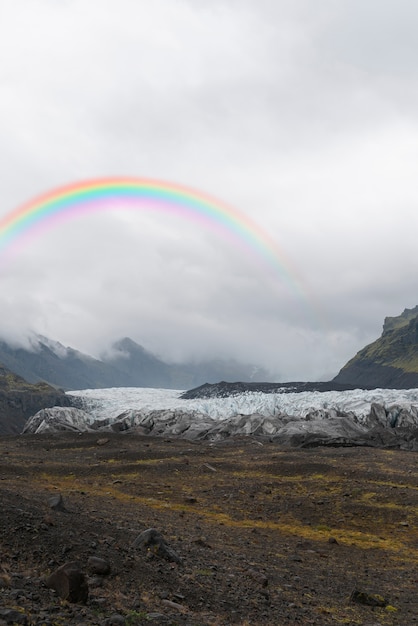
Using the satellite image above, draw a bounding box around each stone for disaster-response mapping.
[48,494,67,512]
[46,562,88,603]
[132,528,182,564]
[103,614,125,625]
[87,557,111,575]
[247,568,268,587]
[350,589,387,607]
[161,599,188,613]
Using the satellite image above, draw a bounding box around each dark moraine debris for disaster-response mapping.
[180,380,370,399]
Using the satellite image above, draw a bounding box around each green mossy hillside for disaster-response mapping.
[0,365,53,392]
[333,306,418,388]
[0,364,70,434]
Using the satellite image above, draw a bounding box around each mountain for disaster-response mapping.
[0,364,70,434]
[101,338,171,388]
[333,306,418,388]
[0,335,271,391]
[100,337,272,389]
[0,336,128,390]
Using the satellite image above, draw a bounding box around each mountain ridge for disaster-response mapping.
[0,334,271,391]
[333,306,418,388]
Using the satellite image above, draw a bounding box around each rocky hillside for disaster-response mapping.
[0,365,71,434]
[333,306,418,388]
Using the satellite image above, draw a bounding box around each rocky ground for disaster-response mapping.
[0,432,417,625]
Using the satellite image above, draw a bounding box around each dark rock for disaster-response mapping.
[87,557,111,576]
[247,568,269,587]
[103,614,126,625]
[46,562,88,603]
[161,599,187,613]
[350,589,387,607]
[87,576,104,588]
[132,528,182,564]
[0,609,28,625]
[48,494,67,512]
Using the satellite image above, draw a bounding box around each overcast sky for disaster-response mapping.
[1,0,418,381]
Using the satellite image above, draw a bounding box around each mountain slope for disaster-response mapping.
[0,335,271,391]
[101,338,171,388]
[333,306,418,388]
[102,337,271,389]
[0,337,129,390]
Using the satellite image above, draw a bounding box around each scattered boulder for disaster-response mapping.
[48,494,67,512]
[46,562,88,603]
[350,588,387,607]
[132,528,182,564]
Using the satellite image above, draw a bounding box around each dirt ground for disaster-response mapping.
[0,432,417,625]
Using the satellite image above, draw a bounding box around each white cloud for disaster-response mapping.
[1,0,418,380]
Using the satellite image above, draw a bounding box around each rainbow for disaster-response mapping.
[0,177,311,306]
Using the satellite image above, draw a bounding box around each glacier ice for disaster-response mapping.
[66,386,418,423]
[22,386,418,448]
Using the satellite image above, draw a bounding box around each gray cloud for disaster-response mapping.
[1,0,417,381]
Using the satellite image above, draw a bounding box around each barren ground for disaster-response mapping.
[0,433,417,625]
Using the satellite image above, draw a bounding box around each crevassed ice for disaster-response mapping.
[66,387,418,423]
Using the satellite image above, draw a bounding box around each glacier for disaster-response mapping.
[63,385,418,422]
[21,386,418,449]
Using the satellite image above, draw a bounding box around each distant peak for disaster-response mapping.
[113,337,144,350]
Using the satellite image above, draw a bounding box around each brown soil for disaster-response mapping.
[0,433,417,625]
